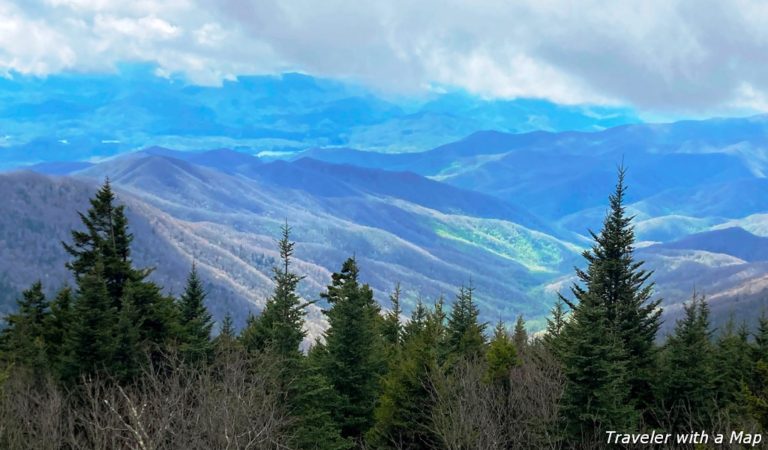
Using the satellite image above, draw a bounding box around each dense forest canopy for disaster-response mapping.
[1,169,766,449]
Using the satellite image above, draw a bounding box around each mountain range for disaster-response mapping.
[4,70,768,333]
[0,64,639,170]
[1,151,585,333]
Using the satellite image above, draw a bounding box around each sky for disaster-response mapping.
[3,0,768,117]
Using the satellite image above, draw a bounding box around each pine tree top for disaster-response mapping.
[178,263,213,340]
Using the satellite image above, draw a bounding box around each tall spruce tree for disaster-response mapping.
[44,286,73,373]
[560,291,635,442]
[213,313,239,355]
[382,283,403,349]
[177,264,213,364]
[317,257,386,441]
[60,263,117,383]
[241,223,307,358]
[543,297,568,358]
[241,224,347,449]
[1,281,49,370]
[445,283,486,360]
[112,295,142,382]
[485,320,519,387]
[290,360,351,450]
[119,279,178,358]
[60,181,178,380]
[402,298,428,342]
[655,293,716,431]
[714,319,752,411]
[512,314,528,353]
[63,179,141,304]
[561,166,661,415]
[369,298,446,449]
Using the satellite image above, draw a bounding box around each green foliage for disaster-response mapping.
[560,291,636,442]
[655,293,716,431]
[244,224,347,449]
[213,313,239,354]
[62,179,142,304]
[60,263,117,383]
[714,319,752,412]
[445,283,486,361]
[318,257,386,440]
[561,166,661,422]
[241,223,307,359]
[291,360,351,450]
[8,168,768,448]
[381,283,403,349]
[369,299,445,449]
[43,287,73,372]
[56,179,180,381]
[1,282,49,371]
[747,360,768,430]
[485,320,519,386]
[112,295,142,382]
[512,314,528,352]
[402,298,428,342]
[543,297,568,359]
[178,264,213,364]
[122,279,178,353]
[755,312,768,363]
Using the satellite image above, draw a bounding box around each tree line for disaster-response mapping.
[2,170,768,449]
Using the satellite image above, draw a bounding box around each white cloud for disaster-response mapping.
[3,0,768,113]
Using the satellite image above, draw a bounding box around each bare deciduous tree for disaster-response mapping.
[0,349,293,450]
[429,343,565,450]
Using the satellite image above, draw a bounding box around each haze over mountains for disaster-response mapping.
[0,64,639,169]
[3,68,768,332]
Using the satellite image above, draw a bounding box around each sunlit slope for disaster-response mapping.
[73,152,581,320]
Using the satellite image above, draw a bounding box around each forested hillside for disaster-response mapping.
[1,152,583,333]
[2,170,766,449]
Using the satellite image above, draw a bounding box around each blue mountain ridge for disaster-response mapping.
[0,64,639,168]
[650,227,768,263]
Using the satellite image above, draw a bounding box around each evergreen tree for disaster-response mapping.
[655,293,716,431]
[382,283,403,348]
[755,312,768,363]
[62,180,179,375]
[63,179,141,304]
[748,312,768,429]
[561,166,661,414]
[560,292,635,442]
[431,295,449,364]
[177,264,213,364]
[290,359,351,450]
[543,297,568,358]
[402,298,428,342]
[369,299,445,449]
[512,314,528,353]
[445,283,486,360]
[747,360,768,430]
[241,223,307,358]
[244,224,346,449]
[60,264,117,383]
[714,318,752,410]
[213,313,239,355]
[120,279,178,358]
[44,286,74,372]
[1,281,49,369]
[239,313,259,351]
[485,320,519,387]
[318,257,386,441]
[112,296,142,382]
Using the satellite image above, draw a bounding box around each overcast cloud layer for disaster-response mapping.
[3,0,768,114]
